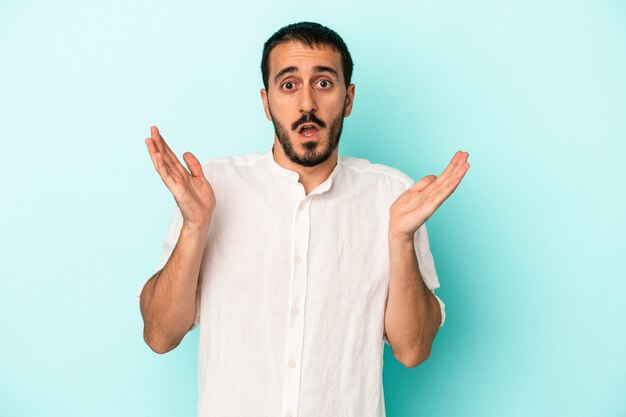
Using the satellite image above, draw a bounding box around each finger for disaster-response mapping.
[154,152,177,189]
[145,138,159,170]
[150,126,187,175]
[146,136,182,188]
[410,174,437,192]
[447,154,469,183]
[441,161,470,196]
[418,157,469,210]
[145,137,167,170]
[438,154,469,189]
[448,152,469,179]
[149,127,175,167]
[146,137,179,177]
[151,126,182,167]
[436,151,465,183]
[150,126,165,154]
[183,152,206,179]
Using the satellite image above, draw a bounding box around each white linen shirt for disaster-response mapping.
[137,148,445,417]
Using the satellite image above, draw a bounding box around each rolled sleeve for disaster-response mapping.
[414,223,445,327]
[432,291,446,327]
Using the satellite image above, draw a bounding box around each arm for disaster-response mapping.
[140,125,216,354]
[140,223,208,354]
[384,232,442,367]
[385,150,470,367]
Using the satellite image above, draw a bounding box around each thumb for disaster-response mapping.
[410,175,437,192]
[182,152,205,178]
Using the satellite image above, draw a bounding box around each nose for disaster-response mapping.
[299,85,317,114]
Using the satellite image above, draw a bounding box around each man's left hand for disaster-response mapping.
[389,151,470,241]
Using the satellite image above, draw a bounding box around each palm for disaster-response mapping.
[145,126,216,229]
[389,151,470,239]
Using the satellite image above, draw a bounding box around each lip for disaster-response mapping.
[297,123,320,132]
[297,123,321,139]
[297,129,321,140]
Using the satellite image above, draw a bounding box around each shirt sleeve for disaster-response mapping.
[136,205,201,330]
[413,222,446,328]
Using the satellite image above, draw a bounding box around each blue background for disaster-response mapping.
[1,1,624,416]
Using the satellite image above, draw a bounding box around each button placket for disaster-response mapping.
[280,194,311,417]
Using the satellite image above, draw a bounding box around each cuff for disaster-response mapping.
[432,291,446,327]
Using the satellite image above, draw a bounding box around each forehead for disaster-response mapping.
[269,41,342,79]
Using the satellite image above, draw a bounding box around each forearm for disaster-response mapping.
[384,233,441,367]
[140,223,208,353]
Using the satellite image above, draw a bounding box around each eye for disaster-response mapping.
[282,81,296,91]
[317,79,332,89]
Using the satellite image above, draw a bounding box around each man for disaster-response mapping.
[138,21,469,417]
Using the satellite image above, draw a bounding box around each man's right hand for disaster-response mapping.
[145,125,216,231]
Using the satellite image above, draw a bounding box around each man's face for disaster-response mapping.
[261,41,355,167]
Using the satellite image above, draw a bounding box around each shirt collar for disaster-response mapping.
[265,146,343,194]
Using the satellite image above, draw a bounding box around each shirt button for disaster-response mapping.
[292,307,300,315]
[288,359,296,368]
[298,202,305,210]
[294,255,302,264]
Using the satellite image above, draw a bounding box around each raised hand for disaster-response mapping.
[145,126,216,231]
[389,151,470,241]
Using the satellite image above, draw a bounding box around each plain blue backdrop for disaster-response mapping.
[1,1,624,416]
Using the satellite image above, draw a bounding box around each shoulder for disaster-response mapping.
[199,151,267,178]
[201,152,266,170]
[340,155,415,190]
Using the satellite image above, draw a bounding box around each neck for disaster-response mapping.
[272,138,338,195]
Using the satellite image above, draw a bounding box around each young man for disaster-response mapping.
[138,21,469,417]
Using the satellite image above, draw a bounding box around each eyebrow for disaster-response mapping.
[273,65,340,84]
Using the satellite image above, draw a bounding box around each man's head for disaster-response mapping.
[261,22,354,91]
[260,22,355,168]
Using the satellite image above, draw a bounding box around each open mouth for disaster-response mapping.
[297,123,321,138]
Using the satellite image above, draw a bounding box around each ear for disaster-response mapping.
[260,88,273,121]
[343,84,356,117]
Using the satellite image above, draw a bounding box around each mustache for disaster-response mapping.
[291,113,326,131]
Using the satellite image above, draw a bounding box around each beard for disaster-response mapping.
[269,103,345,168]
